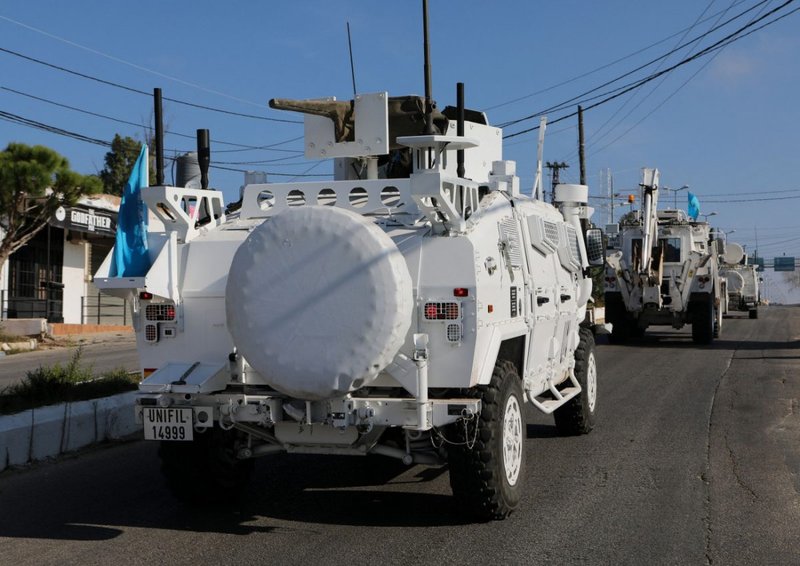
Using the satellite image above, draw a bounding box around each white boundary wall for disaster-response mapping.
[0,392,140,472]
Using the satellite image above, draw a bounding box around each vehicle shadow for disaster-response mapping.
[0,446,476,541]
[599,332,798,351]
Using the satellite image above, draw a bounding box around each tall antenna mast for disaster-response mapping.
[347,22,357,98]
[422,0,435,135]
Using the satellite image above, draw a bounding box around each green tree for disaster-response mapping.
[0,143,102,268]
[100,134,156,196]
[99,134,150,195]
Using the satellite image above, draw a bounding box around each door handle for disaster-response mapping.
[537,296,550,305]
[560,294,571,302]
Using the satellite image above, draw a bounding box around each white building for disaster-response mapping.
[1,194,127,326]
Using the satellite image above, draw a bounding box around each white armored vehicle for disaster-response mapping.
[719,242,760,319]
[96,84,603,519]
[604,168,723,344]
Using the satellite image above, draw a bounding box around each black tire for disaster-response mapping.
[691,298,714,345]
[554,328,597,436]
[749,308,758,319]
[447,360,525,521]
[159,428,254,504]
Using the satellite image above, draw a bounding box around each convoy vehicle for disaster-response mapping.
[719,242,760,319]
[604,169,723,344]
[95,13,604,519]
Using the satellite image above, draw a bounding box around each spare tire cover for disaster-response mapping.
[226,206,413,400]
[725,270,744,293]
[722,242,745,265]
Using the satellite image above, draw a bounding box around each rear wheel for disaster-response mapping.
[691,298,715,345]
[159,428,254,504]
[555,328,597,435]
[749,308,758,319]
[448,360,525,520]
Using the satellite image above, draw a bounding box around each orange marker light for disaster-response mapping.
[488,304,494,313]
[628,194,635,204]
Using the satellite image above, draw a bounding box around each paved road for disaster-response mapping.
[0,306,798,565]
[0,333,139,389]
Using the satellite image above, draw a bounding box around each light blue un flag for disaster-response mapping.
[687,191,700,221]
[112,144,151,277]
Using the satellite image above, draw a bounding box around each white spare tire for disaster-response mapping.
[725,271,744,293]
[226,206,413,400]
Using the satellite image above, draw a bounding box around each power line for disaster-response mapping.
[566,0,736,162]
[0,85,303,153]
[702,188,800,197]
[482,0,749,112]
[0,15,272,110]
[1,109,330,177]
[702,194,800,203]
[502,1,799,140]
[0,46,301,124]
[0,109,111,147]
[499,0,771,129]
[209,163,330,177]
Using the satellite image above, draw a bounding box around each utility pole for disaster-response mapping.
[610,174,617,224]
[578,106,586,185]
[545,161,569,203]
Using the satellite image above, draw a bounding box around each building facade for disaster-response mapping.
[1,194,127,326]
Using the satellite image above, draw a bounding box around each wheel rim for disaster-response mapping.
[502,393,523,486]
[586,352,597,412]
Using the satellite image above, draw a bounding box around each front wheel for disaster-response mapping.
[555,327,597,435]
[447,360,526,520]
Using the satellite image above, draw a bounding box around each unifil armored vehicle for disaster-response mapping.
[719,242,760,319]
[95,48,603,520]
[604,168,723,344]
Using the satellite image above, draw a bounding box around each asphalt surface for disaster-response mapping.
[0,306,798,565]
[0,332,139,389]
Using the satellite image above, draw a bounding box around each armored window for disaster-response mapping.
[659,238,681,263]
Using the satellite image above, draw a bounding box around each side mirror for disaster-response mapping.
[585,228,605,267]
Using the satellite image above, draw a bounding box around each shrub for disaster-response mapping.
[0,347,138,415]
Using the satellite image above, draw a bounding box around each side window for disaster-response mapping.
[660,238,681,262]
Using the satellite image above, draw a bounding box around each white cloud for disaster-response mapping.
[709,51,757,82]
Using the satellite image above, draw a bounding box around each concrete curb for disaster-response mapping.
[0,391,140,472]
[1,339,38,353]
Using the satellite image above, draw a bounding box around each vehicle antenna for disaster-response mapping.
[346,22,357,98]
[422,0,435,135]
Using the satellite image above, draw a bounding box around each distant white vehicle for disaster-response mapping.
[604,169,724,344]
[719,242,760,319]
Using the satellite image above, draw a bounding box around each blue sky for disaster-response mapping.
[1,0,798,265]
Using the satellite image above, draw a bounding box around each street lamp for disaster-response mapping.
[711,228,735,243]
[663,184,689,209]
[699,211,717,223]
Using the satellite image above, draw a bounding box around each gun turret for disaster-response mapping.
[270,95,450,152]
[270,98,355,143]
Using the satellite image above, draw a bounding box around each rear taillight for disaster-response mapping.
[424,302,459,320]
[145,303,176,321]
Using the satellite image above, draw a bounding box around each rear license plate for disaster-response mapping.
[143,407,194,441]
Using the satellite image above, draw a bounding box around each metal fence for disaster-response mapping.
[0,290,63,322]
[81,294,129,325]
